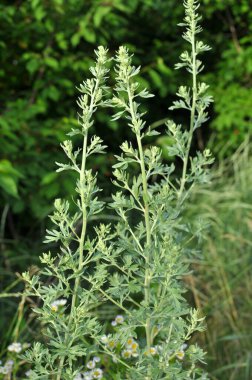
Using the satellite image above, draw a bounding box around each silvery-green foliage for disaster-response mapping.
[105,1,212,379]
[22,47,112,380]
[169,0,214,201]
[20,1,212,379]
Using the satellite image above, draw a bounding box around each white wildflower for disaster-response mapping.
[107,339,116,350]
[83,371,92,380]
[176,350,185,360]
[176,343,187,360]
[87,360,96,369]
[0,367,8,375]
[111,314,124,326]
[92,368,103,379]
[74,373,83,380]
[8,342,22,353]
[150,346,158,355]
[100,335,108,344]
[112,355,118,363]
[144,346,158,356]
[126,337,134,346]
[51,298,67,312]
[5,360,14,367]
[0,360,14,375]
[122,349,132,359]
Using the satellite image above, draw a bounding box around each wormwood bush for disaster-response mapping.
[14,1,213,379]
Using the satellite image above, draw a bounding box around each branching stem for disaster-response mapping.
[56,78,100,380]
[127,84,152,379]
[178,15,197,200]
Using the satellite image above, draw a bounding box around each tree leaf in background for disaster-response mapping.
[0,174,18,198]
[0,160,23,198]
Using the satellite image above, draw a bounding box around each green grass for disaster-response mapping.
[187,139,252,380]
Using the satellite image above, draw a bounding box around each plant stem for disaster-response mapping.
[56,79,99,380]
[127,85,152,379]
[56,134,88,380]
[178,16,197,200]
[12,292,26,342]
[70,133,88,311]
[136,133,152,354]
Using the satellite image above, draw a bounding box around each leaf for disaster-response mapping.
[111,110,125,121]
[148,69,163,89]
[0,174,18,197]
[41,172,58,185]
[44,57,59,70]
[71,33,81,47]
[156,136,175,160]
[144,127,160,137]
[138,88,154,98]
[0,160,23,178]
[93,6,111,27]
[79,21,96,43]
[26,58,40,74]
[55,161,77,173]
[34,6,46,21]
[157,57,172,76]
[170,100,190,110]
[43,85,60,101]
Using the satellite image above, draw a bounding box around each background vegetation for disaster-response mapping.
[187,140,252,379]
[0,0,251,379]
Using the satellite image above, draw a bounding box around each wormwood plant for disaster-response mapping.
[17,1,214,379]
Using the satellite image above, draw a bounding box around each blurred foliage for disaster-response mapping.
[0,0,251,337]
[204,0,252,157]
[186,140,252,380]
